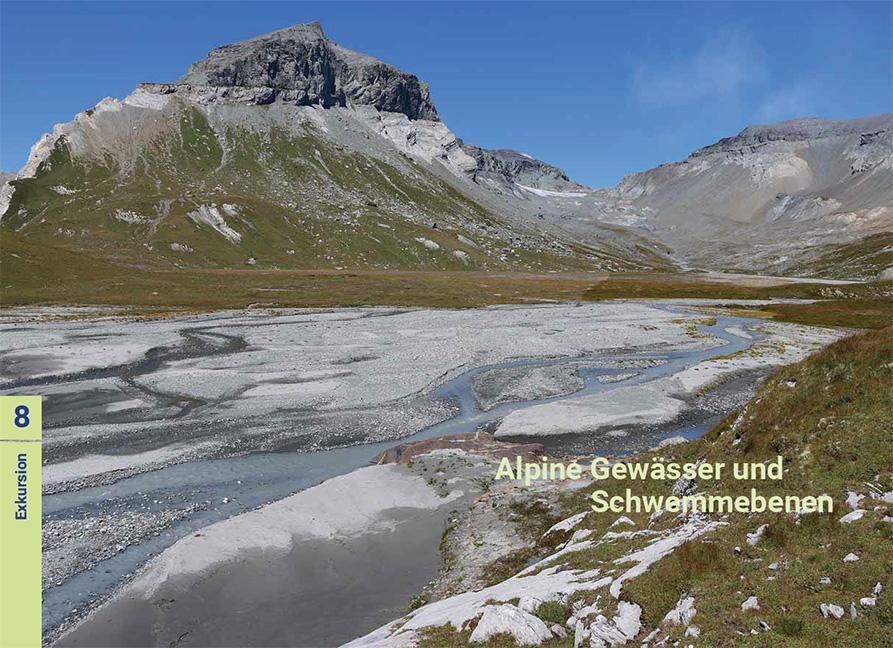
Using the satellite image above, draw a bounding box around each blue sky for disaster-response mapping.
[1,1,890,187]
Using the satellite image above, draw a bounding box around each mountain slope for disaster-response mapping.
[1,22,889,284]
[588,116,893,277]
[0,23,669,276]
[349,325,893,648]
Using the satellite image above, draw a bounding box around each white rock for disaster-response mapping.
[845,492,865,510]
[588,602,641,647]
[741,596,760,612]
[469,604,552,645]
[609,517,726,598]
[609,516,635,529]
[187,205,242,243]
[850,602,857,620]
[860,597,876,607]
[672,475,698,497]
[414,237,440,251]
[518,596,543,614]
[655,435,687,449]
[113,209,147,224]
[874,582,883,596]
[612,602,642,641]
[550,623,567,639]
[662,596,696,627]
[819,577,832,585]
[571,603,600,625]
[768,562,780,571]
[838,509,865,524]
[685,625,701,637]
[820,603,844,619]
[746,524,768,546]
[843,553,860,562]
[544,512,588,536]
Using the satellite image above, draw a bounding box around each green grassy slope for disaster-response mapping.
[780,232,893,281]
[1,98,668,280]
[416,327,892,647]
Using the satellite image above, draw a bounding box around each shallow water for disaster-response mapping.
[42,309,760,634]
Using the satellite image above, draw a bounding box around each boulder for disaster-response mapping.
[741,596,760,612]
[469,604,552,645]
[820,603,844,619]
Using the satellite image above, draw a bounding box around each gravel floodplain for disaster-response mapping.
[3,302,714,474]
[0,301,844,645]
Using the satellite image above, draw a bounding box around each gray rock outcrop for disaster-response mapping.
[693,115,892,156]
[176,22,438,120]
[460,144,587,192]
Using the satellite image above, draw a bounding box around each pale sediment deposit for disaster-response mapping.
[0,301,844,645]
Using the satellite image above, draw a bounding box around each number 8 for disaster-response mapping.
[14,405,30,428]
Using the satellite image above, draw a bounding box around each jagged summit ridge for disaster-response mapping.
[693,114,892,157]
[174,21,439,120]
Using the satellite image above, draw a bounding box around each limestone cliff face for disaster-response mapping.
[177,22,439,121]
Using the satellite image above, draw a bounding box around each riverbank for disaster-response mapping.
[9,299,850,645]
[349,327,892,647]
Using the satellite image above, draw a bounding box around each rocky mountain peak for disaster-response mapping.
[692,114,892,157]
[176,21,439,121]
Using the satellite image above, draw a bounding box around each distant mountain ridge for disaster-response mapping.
[1,22,890,280]
[596,113,892,276]
[694,115,892,155]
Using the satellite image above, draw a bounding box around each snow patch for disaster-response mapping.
[516,183,588,198]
